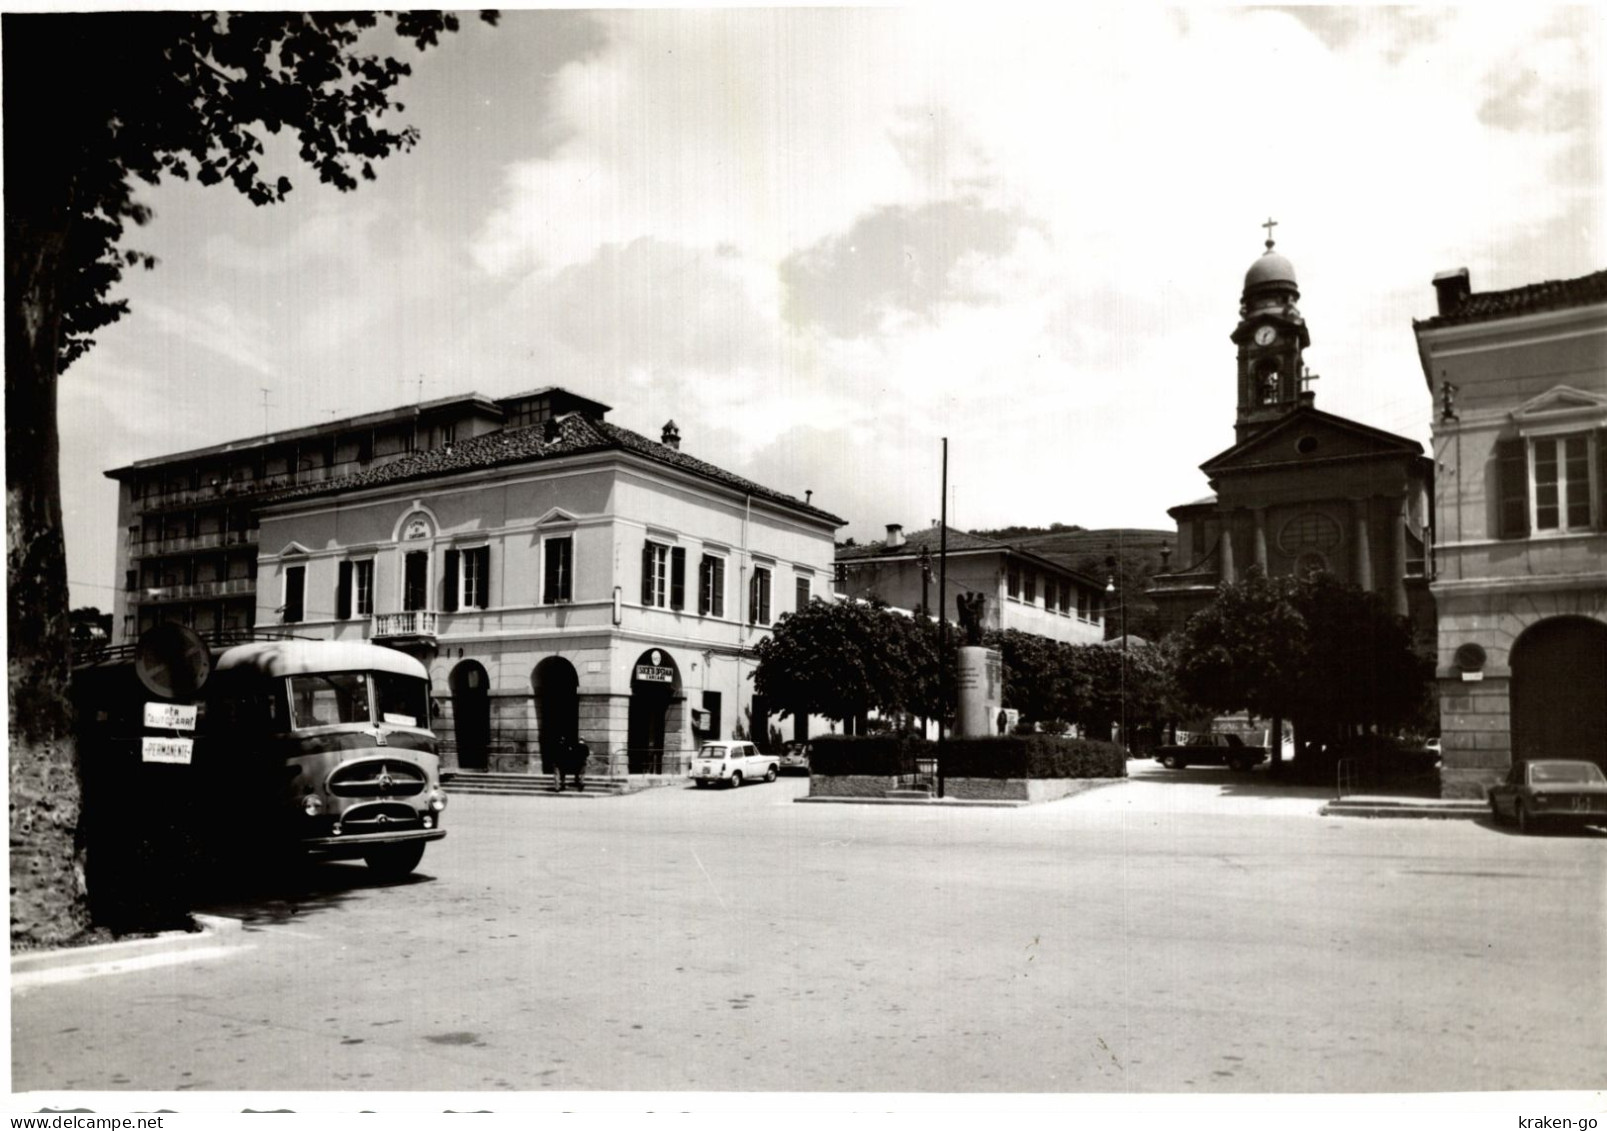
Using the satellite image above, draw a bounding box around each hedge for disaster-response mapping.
[809,733,921,776]
[809,733,1125,779]
[938,735,1126,779]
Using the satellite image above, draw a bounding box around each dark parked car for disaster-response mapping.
[778,741,811,774]
[1154,733,1267,772]
[1488,760,1607,834]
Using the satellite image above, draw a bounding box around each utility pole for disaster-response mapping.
[937,438,948,799]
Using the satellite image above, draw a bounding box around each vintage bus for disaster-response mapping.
[202,639,448,877]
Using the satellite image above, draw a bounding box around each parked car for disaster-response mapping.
[778,741,811,775]
[1154,733,1267,772]
[689,741,779,789]
[1488,759,1607,834]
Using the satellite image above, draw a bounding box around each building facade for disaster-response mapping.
[1149,236,1435,642]
[1413,267,1607,797]
[836,524,1108,645]
[111,388,841,778]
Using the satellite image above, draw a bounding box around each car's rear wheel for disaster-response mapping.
[1490,797,1503,825]
[363,841,426,879]
[728,772,743,789]
[1162,755,1185,770]
[764,765,778,783]
[1516,801,1532,835]
[1228,758,1248,772]
[694,779,708,788]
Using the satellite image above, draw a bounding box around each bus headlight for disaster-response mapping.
[427,787,448,812]
[302,794,324,817]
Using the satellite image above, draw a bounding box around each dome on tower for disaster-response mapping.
[1244,247,1297,291]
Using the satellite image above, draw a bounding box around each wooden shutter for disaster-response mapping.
[748,570,759,624]
[641,543,655,605]
[1495,437,1530,539]
[697,558,710,615]
[443,549,460,612]
[336,560,353,620]
[670,547,686,610]
[472,546,490,609]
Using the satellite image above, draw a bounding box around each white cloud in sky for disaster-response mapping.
[59,6,1604,607]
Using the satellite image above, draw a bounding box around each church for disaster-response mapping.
[1147,228,1436,643]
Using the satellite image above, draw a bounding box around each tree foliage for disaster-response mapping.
[752,599,942,731]
[1175,567,1431,740]
[5,10,492,947]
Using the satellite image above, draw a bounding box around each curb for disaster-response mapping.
[1321,800,1488,820]
[12,913,244,978]
[794,796,1028,808]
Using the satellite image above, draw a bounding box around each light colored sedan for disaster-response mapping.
[688,741,780,789]
[1489,759,1607,834]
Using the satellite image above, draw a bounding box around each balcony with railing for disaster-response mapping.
[137,577,257,604]
[132,529,259,557]
[372,610,439,640]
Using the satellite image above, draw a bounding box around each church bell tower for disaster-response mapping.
[1232,219,1314,443]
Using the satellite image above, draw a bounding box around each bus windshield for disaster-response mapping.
[288,672,371,729]
[374,671,431,729]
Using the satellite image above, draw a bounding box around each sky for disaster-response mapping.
[53,5,1606,611]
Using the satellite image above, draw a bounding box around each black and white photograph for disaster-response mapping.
[6,3,1605,1122]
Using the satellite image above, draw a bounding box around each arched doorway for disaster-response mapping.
[533,657,580,775]
[449,660,491,771]
[1511,617,1607,770]
[627,647,680,773]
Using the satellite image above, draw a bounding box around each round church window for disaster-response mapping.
[1278,512,1342,556]
[1295,434,1319,455]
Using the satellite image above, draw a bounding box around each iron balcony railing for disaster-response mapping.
[137,578,257,603]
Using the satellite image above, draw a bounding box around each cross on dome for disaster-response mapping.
[1262,216,1278,250]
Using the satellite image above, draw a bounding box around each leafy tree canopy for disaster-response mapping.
[5,9,498,370]
[1175,567,1430,739]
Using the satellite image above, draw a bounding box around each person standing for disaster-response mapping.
[557,734,589,793]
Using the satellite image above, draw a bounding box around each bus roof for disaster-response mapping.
[213,639,429,680]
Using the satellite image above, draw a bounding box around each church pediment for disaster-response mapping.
[1201,407,1422,475]
[1510,384,1607,429]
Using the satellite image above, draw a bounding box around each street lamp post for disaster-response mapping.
[1106,555,1128,753]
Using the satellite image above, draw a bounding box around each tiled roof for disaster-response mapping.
[837,525,1103,588]
[265,413,843,524]
[836,525,1006,560]
[1415,268,1607,329]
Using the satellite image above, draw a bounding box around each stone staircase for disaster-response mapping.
[441,771,633,797]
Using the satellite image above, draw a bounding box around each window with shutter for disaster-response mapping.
[1496,437,1530,539]
[670,546,686,610]
[543,536,572,603]
[699,555,725,617]
[795,575,810,611]
[353,559,374,616]
[460,545,490,609]
[283,565,305,623]
[749,567,772,625]
[642,542,669,607]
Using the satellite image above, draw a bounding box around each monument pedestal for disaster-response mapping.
[955,646,1003,738]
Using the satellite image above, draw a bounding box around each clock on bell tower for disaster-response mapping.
[1232,219,1313,443]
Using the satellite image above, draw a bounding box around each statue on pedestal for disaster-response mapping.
[955,592,987,646]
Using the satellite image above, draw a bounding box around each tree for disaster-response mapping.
[752,599,937,733]
[1175,567,1432,762]
[6,11,495,947]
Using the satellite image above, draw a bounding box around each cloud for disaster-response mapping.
[780,199,1036,337]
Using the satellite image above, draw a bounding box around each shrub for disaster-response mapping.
[809,733,924,775]
[936,734,1126,779]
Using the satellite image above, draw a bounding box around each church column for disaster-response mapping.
[1218,513,1236,583]
[1252,508,1268,570]
[1390,496,1409,616]
[1351,498,1373,592]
